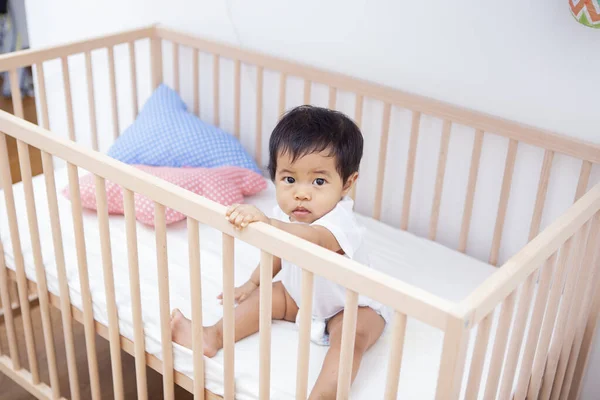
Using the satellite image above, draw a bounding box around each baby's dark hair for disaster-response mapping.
[268,105,364,183]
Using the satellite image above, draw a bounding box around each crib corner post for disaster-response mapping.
[435,310,472,400]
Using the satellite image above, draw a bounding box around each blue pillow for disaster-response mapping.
[107,84,260,173]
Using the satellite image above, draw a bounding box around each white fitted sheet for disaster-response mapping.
[0,168,498,399]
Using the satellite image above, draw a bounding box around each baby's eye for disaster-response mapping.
[313,178,326,186]
[284,177,295,184]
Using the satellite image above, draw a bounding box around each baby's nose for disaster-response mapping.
[294,190,311,200]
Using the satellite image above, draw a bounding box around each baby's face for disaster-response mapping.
[274,150,356,223]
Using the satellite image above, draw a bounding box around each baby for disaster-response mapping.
[171,105,389,399]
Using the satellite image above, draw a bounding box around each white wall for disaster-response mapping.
[24,0,600,398]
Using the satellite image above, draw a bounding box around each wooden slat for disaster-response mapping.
[128,41,139,118]
[84,51,99,151]
[42,151,80,400]
[336,290,359,400]
[458,129,484,252]
[400,111,421,230]
[34,62,50,130]
[544,216,600,400]
[574,161,592,201]
[172,42,180,92]
[8,281,18,311]
[8,69,23,118]
[350,94,364,201]
[193,48,200,116]
[188,218,205,400]
[482,290,516,399]
[383,312,407,399]
[213,54,220,126]
[222,233,235,399]
[529,150,555,241]
[255,66,264,165]
[0,111,458,330]
[107,46,120,140]
[233,59,241,137]
[66,163,101,400]
[295,270,314,400]
[373,103,391,221]
[94,175,124,400]
[435,316,470,400]
[158,26,600,164]
[489,139,519,266]
[155,203,175,400]
[464,313,493,400]
[513,252,558,400]
[0,133,39,383]
[328,87,337,109]
[192,49,200,116]
[124,189,148,400]
[354,95,364,129]
[559,240,600,400]
[259,251,273,400]
[303,79,311,105]
[429,120,452,240]
[16,140,60,398]
[0,240,20,369]
[497,270,538,400]
[528,227,587,400]
[151,37,163,89]
[278,73,287,117]
[60,57,76,141]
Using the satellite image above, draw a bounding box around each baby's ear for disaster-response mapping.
[342,172,358,194]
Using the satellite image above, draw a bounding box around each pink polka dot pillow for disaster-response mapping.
[64,166,267,226]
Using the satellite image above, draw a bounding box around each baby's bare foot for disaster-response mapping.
[171,309,193,349]
[170,309,222,357]
[201,325,223,358]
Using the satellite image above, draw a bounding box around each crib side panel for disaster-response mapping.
[155,26,600,268]
[0,103,457,398]
[457,189,600,400]
[0,26,155,400]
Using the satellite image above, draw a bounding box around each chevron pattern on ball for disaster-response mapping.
[570,0,600,28]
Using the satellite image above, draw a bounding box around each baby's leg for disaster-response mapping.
[309,307,385,400]
[171,281,298,357]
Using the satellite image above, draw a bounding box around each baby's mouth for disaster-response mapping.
[292,206,311,216]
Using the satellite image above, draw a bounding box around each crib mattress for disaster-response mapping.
[0,168,498,399]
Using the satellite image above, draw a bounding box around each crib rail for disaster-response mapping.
[0,26,154,74]
[458,183,600,400]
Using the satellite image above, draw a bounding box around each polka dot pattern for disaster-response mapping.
[63,165,267,226]
[107,84,261,173]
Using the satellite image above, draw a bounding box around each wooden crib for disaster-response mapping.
[0,25,599,400]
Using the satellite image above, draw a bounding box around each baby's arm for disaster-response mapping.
[217,257,281,304]
[225,204,341,253]
[269,220,341,253]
